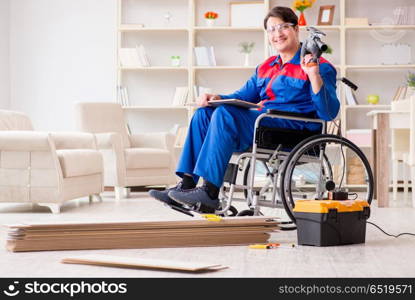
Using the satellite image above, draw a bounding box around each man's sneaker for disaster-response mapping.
[148,182,184,205]
[168,186,219,213]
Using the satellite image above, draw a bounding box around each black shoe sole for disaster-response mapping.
[166,202,195,217]
[172,199,217,214]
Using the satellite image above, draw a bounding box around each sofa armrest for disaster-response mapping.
[49,132,97,150]
[0,131,53,151]
[94,132,126,187]
[129,132,175,152]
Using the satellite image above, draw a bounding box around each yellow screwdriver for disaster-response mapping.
[249,243,296,249]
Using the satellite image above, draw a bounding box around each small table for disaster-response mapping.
[367,110,410,207]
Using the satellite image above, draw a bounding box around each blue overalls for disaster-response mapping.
[176,47,340,188]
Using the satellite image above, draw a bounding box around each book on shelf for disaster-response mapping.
[117,86,130,107]
[174,126,188,147]
[194,46,216,66]
[393,86,404,101]
[344,86,358,105]
[172,87,189,106]
[393,85,414,101]
[393,6,415,25]
[119,48,141,67]
[119,45,150,67]
[136,44,150,67]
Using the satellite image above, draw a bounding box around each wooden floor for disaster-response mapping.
[1,192,415,278]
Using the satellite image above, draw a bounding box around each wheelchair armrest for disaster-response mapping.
[265,109,325,126]
[266,109,318,119]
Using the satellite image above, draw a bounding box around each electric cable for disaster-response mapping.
[367,221,415,238]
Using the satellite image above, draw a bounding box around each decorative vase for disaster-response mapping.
[244,53,250,66]
[298,11,307,26]
[205,18,215,27]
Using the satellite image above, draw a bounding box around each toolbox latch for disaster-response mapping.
[327,208,338,222]
[360,206,371,220]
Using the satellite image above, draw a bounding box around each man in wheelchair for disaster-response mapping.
[149,6,340,213]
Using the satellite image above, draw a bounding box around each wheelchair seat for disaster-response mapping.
[255,126,321,150]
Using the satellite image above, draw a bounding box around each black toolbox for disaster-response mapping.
[293,200,371,246]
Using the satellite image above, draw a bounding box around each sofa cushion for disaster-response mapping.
[57,149,103,178]
[124,148,171,169]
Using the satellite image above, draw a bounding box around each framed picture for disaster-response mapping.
[230,1,265,27]
[317,5,335,25]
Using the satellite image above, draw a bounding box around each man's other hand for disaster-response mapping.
[197,93,221,107]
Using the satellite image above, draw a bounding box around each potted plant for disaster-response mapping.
[239,42,255,66]
[171,55,181,67]
[204,11,218,27]
[292,0,316,26]
[322,45,333,60]
[323,45,333,55]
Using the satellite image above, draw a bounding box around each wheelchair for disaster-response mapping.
[213,108,374,224]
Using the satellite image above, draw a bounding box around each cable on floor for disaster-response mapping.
[367,221,415,238]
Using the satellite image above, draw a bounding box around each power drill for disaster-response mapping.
[301,26,328,67]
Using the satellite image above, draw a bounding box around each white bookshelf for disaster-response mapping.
[117,0,415,151]
[117,0,272,135]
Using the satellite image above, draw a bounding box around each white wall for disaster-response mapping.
[0,0,10,109]
[9,0,117,131]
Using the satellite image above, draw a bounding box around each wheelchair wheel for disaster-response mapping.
[280,134,374,223]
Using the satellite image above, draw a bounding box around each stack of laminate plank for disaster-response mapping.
[5,217,279,252]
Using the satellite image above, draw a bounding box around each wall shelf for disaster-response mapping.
[119,25,189,32]
[346,64,415,70]
[345,105,391,109]
[194,26,263,31]
[118,0,415,177]
[345,25,415,30]
[119,66,188,71]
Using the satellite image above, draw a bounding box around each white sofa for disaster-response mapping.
[0,110,104,213]
[75,102,176,200]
